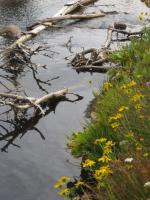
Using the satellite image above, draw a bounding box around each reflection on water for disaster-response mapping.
[0,100,60,152]
[0,91,82,152]
[0,0,149,199]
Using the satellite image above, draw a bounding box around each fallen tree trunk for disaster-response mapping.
[0,88,83,114]
[9,0,98,49]
[71,27,113,72]
[0,89,68,114]
[28,11,106,30]
[1,0,106,70]
[71,24,144,72]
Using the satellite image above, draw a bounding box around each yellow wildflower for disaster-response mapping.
[58,188,70,196]
[54,176,71,189]
[127,80,137,87]
[135,104,143,110]
[130,93,144,103]
[111,122,120,129]
[120,84,127,90]
[58,176,71,183]
[103,147,112,155]
[108,113,123,122]
[103,141,114,155]
[148,116,150,121]
[118,106,129,112]
[136,143,142,151]
[126,164,133,170]
[94,137,107,145]
[139,115,144,119]
[103,81,113,90]
[126,131,134,139]
[94,165,112,180]
[75,181,84,188]
[120,84,132,94]
[98,155,112,163]
[143,152,149,157]
[105,141,115,148]
[82,159,95,168]
[54,182,64,189]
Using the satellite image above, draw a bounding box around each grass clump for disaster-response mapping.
[54,30,150,199]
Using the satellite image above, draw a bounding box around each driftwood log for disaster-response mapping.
[28,11,106,30]
[71,25,144,72]
[0,88,83,114]
[0,0,119,67]
[0,89,68,114]
[71,27,113,72]
[9,0,99,49]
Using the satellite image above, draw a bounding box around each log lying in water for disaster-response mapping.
[2,0,109,69]
[71,27,113,72]
[9,0,99,49]
[0,89,68,114]
[0,88,83,114]
[28,11,106,30]
[0,0,119,69]
[71,25,144,73]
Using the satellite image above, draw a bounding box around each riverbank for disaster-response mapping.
[55,29,150,199]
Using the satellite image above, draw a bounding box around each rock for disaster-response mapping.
[0,24,21,39]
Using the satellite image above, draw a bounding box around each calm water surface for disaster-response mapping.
[0,0,149,199]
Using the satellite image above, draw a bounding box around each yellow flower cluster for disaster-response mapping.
[125,131,134,139]
[108,112,125,130]
[58,188,70,197]
[108,113,123,122]
[104,140,115,155]
[75,181,84,188]
[118,106,129,112]
[103,81,113,90]
[139,115,144,119]
[94,137,107,145]
[135,104,143,110]
[82,159,95,168]
[127,80,137,87]
[94,165,112,180]
[111,122,120,130]
[120,80,137,94]
[54,176,71,189]
[143,152,149,157]
[97,139,114,163]
[130,93,144,103]
[98,155,111,163]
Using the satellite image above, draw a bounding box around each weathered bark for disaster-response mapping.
[0,89,68,114]
[9,0,98,49]
[28,11,106,30]
[71,27,113,72]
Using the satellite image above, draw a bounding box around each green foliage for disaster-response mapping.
[56,29,150,200]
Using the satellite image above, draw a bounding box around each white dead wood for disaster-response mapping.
[9,0,99,49]
[0,89,68,114]
[71,27,113,72]
[29,11,106,29]
[71,23,144,72]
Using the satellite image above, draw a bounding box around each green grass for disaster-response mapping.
[69,30,150,160]
[55,29,150,200]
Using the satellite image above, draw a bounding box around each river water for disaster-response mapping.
[0,0,149,199]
